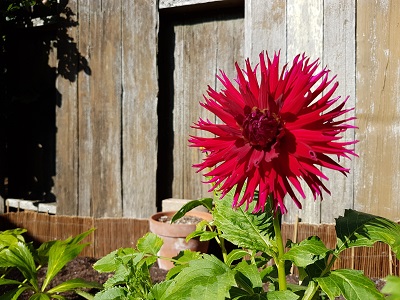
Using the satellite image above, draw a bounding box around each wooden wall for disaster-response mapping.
[5,0,400,223]
[166,0,400,224]
[54,0,159,218]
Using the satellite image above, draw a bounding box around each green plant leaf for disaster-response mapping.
[47,278,103,294]
[149,280,176,300]
[0,278,23,286]
[212,193,275,255]
[226,249,249,267]
[381,275,400,300]
[92,250,119,273]
[186,230,217,242]
[0,228,26,251]
[42,230,93,292]
[335,209,400,258]
[161,254,236,300]
[282,236,330,267]
[2,242,38,290]
[0,286,31,300]
[75,289,95,300]
[315,269,384,300]
[137,232,163,256]
[166,250,202,279]
[93,286,127,300]
[266,290,300,300]
[171,198,213,223]
[234,261,263,293]
[29,293,51,300]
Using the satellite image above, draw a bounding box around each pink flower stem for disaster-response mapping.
[273,213,287,291]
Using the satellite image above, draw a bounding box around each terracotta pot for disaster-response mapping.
[149,210,213,270]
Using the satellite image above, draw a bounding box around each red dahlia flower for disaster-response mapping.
[189,51,357,214]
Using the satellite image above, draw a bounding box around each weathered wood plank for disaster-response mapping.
[173,18,218,200]
[284,0,324,224]
[55,0,79,215]
[244,0,286,62]
[85,0,122,217]
[172,13,244,201]
[320,0,356,223]
[76,0,92,216]
[121,0,158,218]
[355,0,400,220]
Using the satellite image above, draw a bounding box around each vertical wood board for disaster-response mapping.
[54,0,79,215]
[355,0,400,220]
[320,0,356,223]
[77,0,93,216]
[284,0,324,224]
[121,0,158,218]
[172,14,244,201]
[84,0,123,217]
[244,0,287,62]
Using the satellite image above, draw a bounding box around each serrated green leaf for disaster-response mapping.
[226,249,249,267]
[234,261,263,293]
[335,209,400,258]
[186,230,217,242]
[382,275,400,300]
[171,198,213,223]
[161,254,236,300]
[137,232,163,255]
[2,242,38,290]
[282,236,330,267]
[213,194,275,255]
[316,269,384,300]
[47,278,102,294]
[149,280,175,300]
[266,290,299,300]
[93,286,127,300]
[165,250,202,279]
[92,250,119,273]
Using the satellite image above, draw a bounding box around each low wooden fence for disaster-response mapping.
[0,211,398,279]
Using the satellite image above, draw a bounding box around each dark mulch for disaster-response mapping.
[0,257,386,299]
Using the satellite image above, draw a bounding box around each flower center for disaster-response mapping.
[242,107,283,150]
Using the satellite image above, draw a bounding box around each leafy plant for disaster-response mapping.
[92,194,399,300]
[92,50,397,299]
[0,228,102,299]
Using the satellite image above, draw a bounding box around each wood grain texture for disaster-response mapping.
[244,0,286,62]
[121,0,158,218]
[172,13,244,201]
[77,0,92,216]
[355,0,400,220]
[55,0,79,215]
[83,0,122,217]
[284,0,324,224]
[320,0,356,223]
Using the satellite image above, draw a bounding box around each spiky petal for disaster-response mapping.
[189,51,357,214]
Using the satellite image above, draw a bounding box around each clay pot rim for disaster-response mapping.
[149,210,212,237]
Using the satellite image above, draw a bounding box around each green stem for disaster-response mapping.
[273,213,287,291]
[215,228,228,263]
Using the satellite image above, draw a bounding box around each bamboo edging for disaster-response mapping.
[0,211,398,278]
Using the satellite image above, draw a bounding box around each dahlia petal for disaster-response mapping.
[190,51,357,215]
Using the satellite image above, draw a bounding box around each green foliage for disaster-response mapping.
[316,269,384,300]
[382,275,400,300]
[0,228,102,299]
[89,195,400,300]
